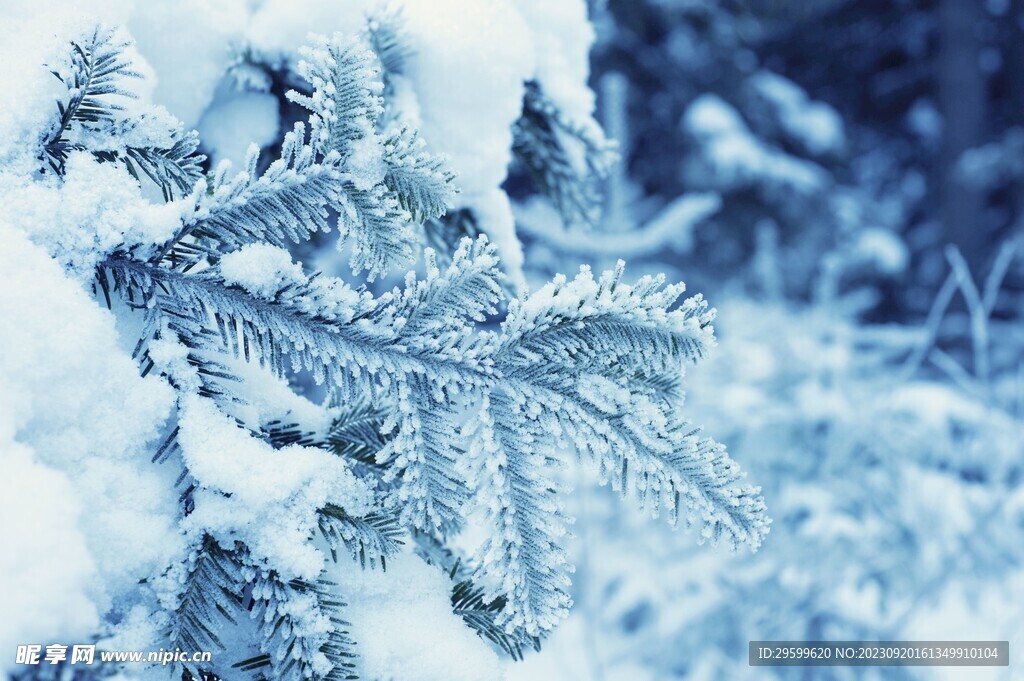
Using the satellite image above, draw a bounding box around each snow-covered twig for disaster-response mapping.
[945,245,990,385]
[898,270,958,382]
[928,347,985,400]
[519,193,721,259]
[982,236,1020,315]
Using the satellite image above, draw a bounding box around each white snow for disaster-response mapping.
[177,396,374,580]
[0,9,67,175]
[398,0,534,289]
[748,71,846,157]
[333,551,505,681]
[0,223,180,658]
[198,90,281,169]
[129,0,250,130]
[0,154,184,278]
[245,0,373,68]
[0,433,98,677]
[516,0,596,125]
[220,353,340,436]
[683,94,827,196]
[220,243,307,298]
[346,133,390,192]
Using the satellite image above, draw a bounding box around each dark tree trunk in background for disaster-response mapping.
[937,0,987,274]
[1010,1,1024,125]
[1008,0,1024,239]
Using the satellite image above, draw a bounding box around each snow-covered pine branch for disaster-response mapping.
[124,129,205,202]
[44,27,141,173]
[512,81,616,229]
[168,534,247,668]
[176,123,343,256]
[244,570,359,681]
[493,265,767,547]
[5,19,767,680]
[44,27,205,200]
[318,504,405,569]
[109,238,769,640]
[288,33,457,277]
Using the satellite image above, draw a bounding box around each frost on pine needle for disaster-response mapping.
[288,32,456,277]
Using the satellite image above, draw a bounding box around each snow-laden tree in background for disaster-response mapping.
[550,0,916,308]
[498,2,1024,679]
[0,6,766,680]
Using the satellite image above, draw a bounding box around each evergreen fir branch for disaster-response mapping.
[460,263,768,635]
[385,373,471,530]
[45,27,140,173]
[424,209,484,263]
[287,35,383,162]
[381,126,456,223]
[340,182,417,279]
[512,81,615,229]
[289,32,455,277]
[324,400,392,470]
[248,573,358,681]
[410,527,462,573]
[160,322,244,403]
[365,5,413,78]
[100,250,496,399]
[101,246,768,636]
[495,263,717,381]
[169,535,247,670]
[451,580,539,661]
[134,321,242,503]
[388,239,503,342]
[632,369,685,404]
[319,604,360,681]
[96,265,244,401]
[98,264,238,510]
[181,123,342,254]
[467,389,573,639]
[43,30,205,200]
[263,420,319,448]
[124,130,205,202]
[491,263,769,548]
[421,211,523,298]
[102,235,766,648]
[561,389,769,547]
[318,503,405,568]
[378,239,503,529]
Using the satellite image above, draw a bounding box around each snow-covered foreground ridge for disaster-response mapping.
[0,8,766,681]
